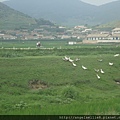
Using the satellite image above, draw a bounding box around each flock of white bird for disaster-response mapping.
[62,53,119,80]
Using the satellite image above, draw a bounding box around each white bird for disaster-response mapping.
[109,62,114,66]
[94,68,99,72]
[68,58,74,63]
[62,57,67,61]
[82,65,87,70]
[114,80,120,84]
[75,58,80,61]
[116,82,120,85]
[100,69,104,74]
[98,59,103,62]
[72,62,77,67]
[96,74,100,79]
[114,54,119,57]
[64,56,69,61]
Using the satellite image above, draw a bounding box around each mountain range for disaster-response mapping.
[3,0,120,26]
[0,2,54,30]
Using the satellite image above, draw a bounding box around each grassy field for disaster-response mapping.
[0,39,119,49]
[0,40,120,115]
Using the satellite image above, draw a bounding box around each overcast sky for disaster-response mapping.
[0,0,7,2]
[0,0,3,1]
[0,0,119,6]
[81,0,118,5]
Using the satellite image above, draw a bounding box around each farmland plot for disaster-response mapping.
[0,42,120,115]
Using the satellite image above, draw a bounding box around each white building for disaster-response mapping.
[68,41,77,45]
[85,33,120,43]
[86,34,109,40]
[112,28,120,34]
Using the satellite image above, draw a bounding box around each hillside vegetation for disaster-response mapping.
[95,21,120,31]
[0,2,54,30]
[0,3,36,29]
[3,0,120,26]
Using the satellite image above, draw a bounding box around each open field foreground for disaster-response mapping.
[0,42,120,115]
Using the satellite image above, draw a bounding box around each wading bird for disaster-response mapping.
[68,58,74,63]
[97,59,103,62]
[75,58,80,61]
[72,62,77,67]
[114,54,119,57]
[82,65,87,70]
[96,74,100,79]
[100,69,104,74]
[94,68,99,72]
[64,56,69,61]
[62,57,67,61]
[109,62,114,66]
[114,79,120,84]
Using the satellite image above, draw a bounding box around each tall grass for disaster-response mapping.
[4,97,120,115]
[0,46,120,58]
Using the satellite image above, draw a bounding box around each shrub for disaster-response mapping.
[13,101,28,110]
[61,85,79,99]
[1,51,23,58]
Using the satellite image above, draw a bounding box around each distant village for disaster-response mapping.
[0,25,120,44]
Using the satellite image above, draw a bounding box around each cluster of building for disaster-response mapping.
[0,25,120,44]
[68,27,120,44]
[84,28,120,43]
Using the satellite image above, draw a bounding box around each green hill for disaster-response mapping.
[95,20,120,31]
[0,2,54,30]
[3,0,120,26]
[0,2,36,29]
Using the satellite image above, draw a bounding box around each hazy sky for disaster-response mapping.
[0,0,7,2]
[81,0,118,5]
[0,0,119,6]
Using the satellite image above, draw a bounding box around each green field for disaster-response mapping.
[0,40,120,115]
